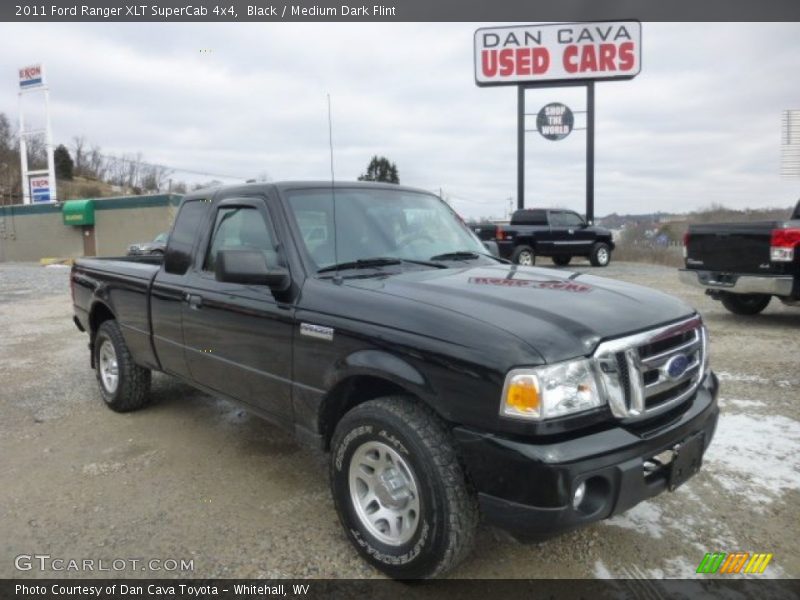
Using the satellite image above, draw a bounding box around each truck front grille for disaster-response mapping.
[594,317,707,420]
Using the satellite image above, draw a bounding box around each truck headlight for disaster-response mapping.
[500,359,603,420]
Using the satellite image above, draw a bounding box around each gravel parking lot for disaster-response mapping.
[1,260,798,580]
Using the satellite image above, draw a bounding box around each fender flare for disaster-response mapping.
[316,349,437,440]
[325,349,431,396]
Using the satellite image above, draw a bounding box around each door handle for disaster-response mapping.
[186,294,203,309]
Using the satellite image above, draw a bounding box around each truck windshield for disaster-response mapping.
[285,188,489,271]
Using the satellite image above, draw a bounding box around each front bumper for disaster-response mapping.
[452,371,719,540]
[679,269,794,297]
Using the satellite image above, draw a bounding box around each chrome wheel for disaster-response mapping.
[98,339,119,395]
[518,251,534,266]
[597,248,609,265]
[348,440,421,546]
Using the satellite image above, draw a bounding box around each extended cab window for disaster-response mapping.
[165,200,208,275]
[550,211,585,227]
[511,210,547,225]
[203,206,279,273]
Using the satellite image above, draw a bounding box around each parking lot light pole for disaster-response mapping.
[517,85,525,210]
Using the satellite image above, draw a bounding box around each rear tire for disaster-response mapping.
[589,242,611,267]
[511,245,536,266]
[330,397,478,579]
[720,292,771,315]
[552,255,571,266]
[94,320,151,412]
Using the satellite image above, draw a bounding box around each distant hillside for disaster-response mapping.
[598,204,795,229]
[597,212,673,229]
[58,176,135,201]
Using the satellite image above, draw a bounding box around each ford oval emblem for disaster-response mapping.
[665,354,690,380]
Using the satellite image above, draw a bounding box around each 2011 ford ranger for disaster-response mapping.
[71,181,719,579]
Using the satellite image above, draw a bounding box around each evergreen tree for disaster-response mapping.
[54,144,74,180]
[357,156,399,184]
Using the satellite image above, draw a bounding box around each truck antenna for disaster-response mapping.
[328,93,341,283]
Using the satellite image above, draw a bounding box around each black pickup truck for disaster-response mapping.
[473,208,615,267]
[680,200,800,315]
[72,182,718,579]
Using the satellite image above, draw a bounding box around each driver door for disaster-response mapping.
[181,197,295,424]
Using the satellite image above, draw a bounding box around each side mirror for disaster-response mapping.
[483,241,500,257]
[216,249,290,291]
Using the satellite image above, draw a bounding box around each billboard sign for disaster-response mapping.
[537,103,574,140]
[19,64,45,90]
[30,176,52,203]
[474,21,641,86]
[781,110,800,177]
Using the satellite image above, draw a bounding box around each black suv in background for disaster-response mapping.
[474,209,615,267]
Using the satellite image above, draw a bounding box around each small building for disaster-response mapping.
[0,193,182,262]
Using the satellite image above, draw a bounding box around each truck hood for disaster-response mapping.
[346,264,695,363]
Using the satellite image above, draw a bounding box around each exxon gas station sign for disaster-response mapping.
[474,21,641,86]
[30,176,52,203]
[19,64,45,90]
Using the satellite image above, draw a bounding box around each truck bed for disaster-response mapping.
[72,255,163,371]
[686,221,782,274]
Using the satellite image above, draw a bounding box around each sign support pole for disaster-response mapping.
[43,85,57,203]
[517,85,525,210]
[18,92,30,204]
[586,80,595,224]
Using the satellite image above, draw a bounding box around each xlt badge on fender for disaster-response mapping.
[300,323,334,341]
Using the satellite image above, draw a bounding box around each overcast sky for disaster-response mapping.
[1,22,799,219]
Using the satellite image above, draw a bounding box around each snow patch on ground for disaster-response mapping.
[593,560,615,579]
[605,502,665,539]
[704,412,800,504]
[716,371,796,388]
[718,397,768,410]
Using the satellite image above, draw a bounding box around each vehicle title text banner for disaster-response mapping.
[4,0,800,22]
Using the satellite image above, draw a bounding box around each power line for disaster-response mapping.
[436,189,507,206]
[94,152,248,181]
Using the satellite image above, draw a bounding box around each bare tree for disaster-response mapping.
[141,163,172,192]
[87,144,105,180]
[71,135,87,177]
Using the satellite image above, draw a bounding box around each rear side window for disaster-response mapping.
[511,209,547,225]
[164,200,208,275]
[203,206,278,272]
[550,211,585,227]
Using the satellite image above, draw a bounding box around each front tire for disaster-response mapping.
[589,242,611,267]
[94,320,151,412]
[720,292,771,315]
[511,245,536,266]
[552,255,571,266]
[330,397,478,579]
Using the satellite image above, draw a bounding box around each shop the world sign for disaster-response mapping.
[537,103,574,141]
[474,21,642,86]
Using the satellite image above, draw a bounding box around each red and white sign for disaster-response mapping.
[19,64,45,89]
[474,21,641,86]
[30,176,52,203]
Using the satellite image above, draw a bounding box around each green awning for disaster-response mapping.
[62,199,95,226]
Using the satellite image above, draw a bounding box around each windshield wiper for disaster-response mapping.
[317,257,447,274]
[317,257,402,274]
[429,251,482,261]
